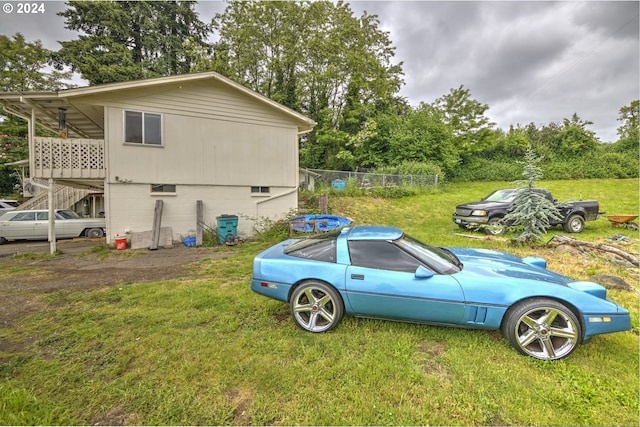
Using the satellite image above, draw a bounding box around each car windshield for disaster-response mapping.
[395,234,461,275]
[483,189,518,202]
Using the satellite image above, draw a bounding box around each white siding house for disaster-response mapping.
[0,72,315,244]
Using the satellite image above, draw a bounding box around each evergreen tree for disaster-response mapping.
[0,33,73,91]
[503,147,564,244]
[54,1,211,84]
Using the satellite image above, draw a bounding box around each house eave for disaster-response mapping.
[60,71,316,133]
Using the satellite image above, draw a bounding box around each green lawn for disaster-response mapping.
[1,179,638,425]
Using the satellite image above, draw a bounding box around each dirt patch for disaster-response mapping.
[225,387,255,425]
[91,405,136,426]
[0,242,230,329]
[417,339,450,380]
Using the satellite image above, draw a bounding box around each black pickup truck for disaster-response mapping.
[453,188,600,235]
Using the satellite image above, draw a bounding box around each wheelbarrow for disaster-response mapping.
[606,214,639,230]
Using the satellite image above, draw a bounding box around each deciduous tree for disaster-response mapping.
[211,1,404,169]
[432,85,495,157]
[0,33,73,196]
[616,100,639,141]
[557,113,598,156]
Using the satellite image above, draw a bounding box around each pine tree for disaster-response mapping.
[54,1,211,84]
[503,147,564,244]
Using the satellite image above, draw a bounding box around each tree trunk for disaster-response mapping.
[547,235,639,266]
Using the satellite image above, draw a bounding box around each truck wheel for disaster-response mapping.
[563,214,585,233]
[484,218,505,235]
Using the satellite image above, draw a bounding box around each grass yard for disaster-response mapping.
[0,179,638,425]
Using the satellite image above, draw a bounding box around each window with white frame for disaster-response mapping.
[251,186,270,194]
[124,110,163,145]
[151,184,176,193]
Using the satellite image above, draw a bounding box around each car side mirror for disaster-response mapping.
[415,265,434,279]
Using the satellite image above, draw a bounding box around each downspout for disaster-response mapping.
[255,186,298,219]
[253,127,309,227]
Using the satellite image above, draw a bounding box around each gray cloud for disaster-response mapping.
[1,0,637,141]
[351,1,639,141]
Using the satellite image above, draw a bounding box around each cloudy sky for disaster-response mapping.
[1,1,638,142]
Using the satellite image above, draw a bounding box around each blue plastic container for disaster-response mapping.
[217,215,239,244]
[183,236,196,247]
[331,179,346,191]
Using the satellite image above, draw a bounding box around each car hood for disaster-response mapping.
[448,247,572,286]
[455,200,510,210]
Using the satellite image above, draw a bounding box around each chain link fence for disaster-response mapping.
[300,168,439,192]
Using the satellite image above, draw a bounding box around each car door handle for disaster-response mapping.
[351,274,365,280]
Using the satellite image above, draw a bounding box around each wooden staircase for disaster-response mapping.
[17,178,97,211]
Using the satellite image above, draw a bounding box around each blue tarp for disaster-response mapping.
[289,214,353,233]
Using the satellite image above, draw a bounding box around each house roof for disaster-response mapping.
[0,71,316,139]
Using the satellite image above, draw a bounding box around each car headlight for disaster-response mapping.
[471,210,487,216]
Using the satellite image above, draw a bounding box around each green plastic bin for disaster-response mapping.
[217,214,238,244]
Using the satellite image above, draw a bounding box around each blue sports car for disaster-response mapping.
[251,226,631,360]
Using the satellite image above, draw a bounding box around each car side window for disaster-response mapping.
[56,211,77,219]
[36,212,48,220]
[10,212,35,221]
[287,238,336,263]
[348,241,423,273]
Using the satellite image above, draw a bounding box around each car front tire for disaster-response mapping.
[563,214,585,233]
[501,298,582,360]
[290,281,344,333]
[484,217,505,235]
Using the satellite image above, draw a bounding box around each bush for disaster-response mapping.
[450,151,639,182]
[395,160,444,181]
[450,158,521,182]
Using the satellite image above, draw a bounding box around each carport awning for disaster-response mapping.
[4,159,29,167]
[0,92,104,139]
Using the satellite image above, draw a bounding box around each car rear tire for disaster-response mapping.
[501,298,582,360]
[86,228,105,238]
[563,214,585,233]
[290,281,344,333]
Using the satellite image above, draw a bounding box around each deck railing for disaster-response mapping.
[33,137,106,179]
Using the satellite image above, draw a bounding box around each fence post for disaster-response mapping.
[319,194,328,213]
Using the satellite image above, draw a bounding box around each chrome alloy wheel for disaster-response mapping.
[503,299,582,360]
[290,281,343,333]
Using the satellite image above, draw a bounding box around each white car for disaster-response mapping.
[0,200,19,217]
[0,209,106,244]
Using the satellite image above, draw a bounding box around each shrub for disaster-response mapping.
[450,151,639,181]
[450,158,521,182]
